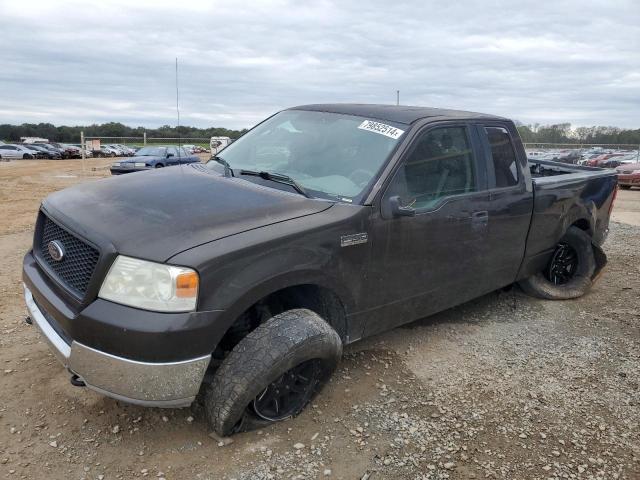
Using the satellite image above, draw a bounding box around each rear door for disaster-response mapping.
[364,123,490,336]
[477,124,533,288]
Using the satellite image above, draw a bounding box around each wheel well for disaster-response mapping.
[571,218,591,234]
[215,284,348,357]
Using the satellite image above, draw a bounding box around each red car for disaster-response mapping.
[586,153,624,167]
[616,163,640,189]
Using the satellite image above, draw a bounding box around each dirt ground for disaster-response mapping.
[0,159,639,480]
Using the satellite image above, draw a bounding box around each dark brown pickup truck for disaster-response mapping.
[23,104,617,435]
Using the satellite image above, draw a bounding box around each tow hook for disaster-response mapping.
[25,315,32,325]
[70,374,86,387]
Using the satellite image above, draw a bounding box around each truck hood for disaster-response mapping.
[43,164,334,262]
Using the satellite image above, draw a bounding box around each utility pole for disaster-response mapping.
[396,90,400,106]
[80,131,86,177]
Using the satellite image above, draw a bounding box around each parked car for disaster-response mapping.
[114,144,136,156]
[23,144,60,159]
[37,142,66,157]
[616,163,640,189]
[21,144,49,158]
[22,104,617,437]
[0,144,38,159]
[43,142,80,159]
[93,146,118,157]
[110,146,199,174]
[586,153,625,167]
[36,144,63,159]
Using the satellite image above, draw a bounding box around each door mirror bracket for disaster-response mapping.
[388,195,416,217]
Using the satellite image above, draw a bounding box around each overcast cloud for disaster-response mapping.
[1,0,639,129]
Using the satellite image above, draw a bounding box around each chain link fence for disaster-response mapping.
[82,136,211,157]
[524,142,640,151]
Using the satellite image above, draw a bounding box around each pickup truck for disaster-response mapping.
[22,104,618,436]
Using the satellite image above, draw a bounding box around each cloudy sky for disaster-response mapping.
[1,0,639,129]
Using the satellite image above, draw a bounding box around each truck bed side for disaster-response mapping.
[517,160,617,280]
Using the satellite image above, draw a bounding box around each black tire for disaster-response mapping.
[518,226,595,300]
[620,185,631,190]
[204,309,342,436]
[155,163,164,168]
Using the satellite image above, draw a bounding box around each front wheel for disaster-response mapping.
[620,185,632,190]
[518,226,596,300]
[203,309,342,436]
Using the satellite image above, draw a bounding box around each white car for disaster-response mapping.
[107,145,125,156]
[0,144,39,159]
[112,144,136,156]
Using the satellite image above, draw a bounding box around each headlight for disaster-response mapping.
[99,256,198,312]
[134,162,146,168]
[112,162,120,167]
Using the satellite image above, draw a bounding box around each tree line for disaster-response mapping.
[0,122,248,143]
[2,120,639,146]
[516,122,640,146]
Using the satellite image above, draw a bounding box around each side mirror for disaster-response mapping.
[388,195,415,217]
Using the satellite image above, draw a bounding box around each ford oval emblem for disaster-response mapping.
[47,240,65,262]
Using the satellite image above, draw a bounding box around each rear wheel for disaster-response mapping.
[620,185,631,190]
[518,226,595,300]
[155,163,164,168]
[203,309,342,436]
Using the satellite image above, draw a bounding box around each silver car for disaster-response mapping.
[0,144,38,159]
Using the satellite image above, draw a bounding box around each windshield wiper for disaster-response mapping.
[212,156,234,177]
[239,170,311,198]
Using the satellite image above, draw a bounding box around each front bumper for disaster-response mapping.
[24,284,210,407]
[110,165,150,175]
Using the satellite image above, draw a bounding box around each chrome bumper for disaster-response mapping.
[24,284,210,407]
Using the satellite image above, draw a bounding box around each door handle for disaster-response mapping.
[471,210,489,225]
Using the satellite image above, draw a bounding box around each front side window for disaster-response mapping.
[485,127,518,187]
[205,110,405,202]
[386,126,477,210]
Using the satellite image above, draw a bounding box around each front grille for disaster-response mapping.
[39,215,100,296]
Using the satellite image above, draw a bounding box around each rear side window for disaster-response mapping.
[485,127,518,187]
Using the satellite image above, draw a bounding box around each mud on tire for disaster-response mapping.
[518,226,596,300]
[204,308,342,436]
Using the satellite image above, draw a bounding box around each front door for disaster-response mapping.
[364,124,490,336]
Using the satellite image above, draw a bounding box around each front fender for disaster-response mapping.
[168,203,371,340]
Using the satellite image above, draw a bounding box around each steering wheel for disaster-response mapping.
[348,169,374,187]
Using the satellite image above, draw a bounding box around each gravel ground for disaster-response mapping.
[0,159,638,479]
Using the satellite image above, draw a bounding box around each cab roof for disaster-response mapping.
[289,103,508,125]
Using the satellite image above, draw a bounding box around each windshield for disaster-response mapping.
[205,110,405,202]
[136,146,167,156]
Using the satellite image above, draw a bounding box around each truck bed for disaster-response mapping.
[529,159,615,181]
[519,159,618,280]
